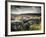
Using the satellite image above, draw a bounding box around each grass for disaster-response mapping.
[20,23,41,31]
[29,24,41,30]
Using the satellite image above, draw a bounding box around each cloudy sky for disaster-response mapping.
[11,5,41,14]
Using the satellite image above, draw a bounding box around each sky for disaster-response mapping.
[11,5,41,14]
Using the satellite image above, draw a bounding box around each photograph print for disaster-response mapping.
[6,1,45,36]
[11,6,41,31]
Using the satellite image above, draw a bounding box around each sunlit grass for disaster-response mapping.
[29,24,41,30]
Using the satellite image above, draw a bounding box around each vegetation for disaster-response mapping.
[11,15,41,31]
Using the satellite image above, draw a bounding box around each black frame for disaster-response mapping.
[5,1,45,36]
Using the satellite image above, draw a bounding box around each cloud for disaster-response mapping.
[11,6,41,14]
